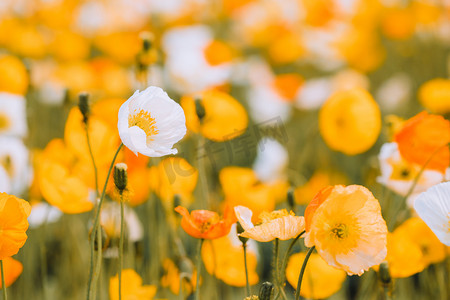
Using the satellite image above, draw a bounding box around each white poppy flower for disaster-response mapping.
[0,165,11,193]
[253,138,288,183]
[376,142,446,201]
[414,182,450,246]
[0,93,27,137]
[28,202,63,228]
[0,136,31,195]
[118,86,186,157]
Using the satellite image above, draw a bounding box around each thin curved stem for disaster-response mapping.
[279,231,305,298]
[1,260,7,300]
[273,238,280,299]
[195,239,204,300]
[119,196,125,300]
[295,246,315,300]
[243,243,250,297]
[87,143,123,300]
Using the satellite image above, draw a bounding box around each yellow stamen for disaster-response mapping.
[0,114,10,130]
[258,209,294,224]
[128,109,158,138]
[330,223,349,239]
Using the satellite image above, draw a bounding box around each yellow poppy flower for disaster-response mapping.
[395,217,446,265]
[181,89,248,142]
[0,193,31,259]
[152,157,198,206]
[381,7,416,40]
[286,252,346,299]
[235,206,305,242]
[294,170,348,205]
[319,88,381,155]
[0,256,23,288]
[109,269,157,300]
[380,232,426,278]
[95,32,142,65]
[220,167,278,222]
[0,55,28,95]
[161,258,197,295]
[201,230,259,286]
[304,185,387,275]
[418,78,450,114]
[49,30,90,61]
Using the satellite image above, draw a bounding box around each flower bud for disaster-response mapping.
[195,97,206,122]
[259,281,274,300]
[78,92,90,124]
[378,261,391,286]
[236,222,249,245]
[113,163,128,195]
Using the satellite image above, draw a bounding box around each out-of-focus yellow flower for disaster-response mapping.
[302,0,334,27]
[304,185,387,275]
[50,30,90,61]
[7,23,47,59]
[319,88,381,155]
[337,28,385,72]
[0,55,29,95]
[220,167,279,222]
[235,206,304,242]
[381,7,416,40]
[294,171,348,205]
[161,258,197,295]
[181,89,248,141]
[395,217,446,265]
[65,107,120,167]
[202,232,259,286]
[203,40,235,66]
[95,32,142,65]
[412,1,441,26]
[418,78,450,114]
[92,98,125,130]
[54,61,97,95]
[286,252,346,299]
[152,157,198,206]
[0,256,23,288]
[272,74,303,101]
[380,232,426,278]
[0,193,31,259]
[90,58,132,98]
[394,111,450,173]
[268,31,304,65]
[37,139,93,214]
[109,269,157,300]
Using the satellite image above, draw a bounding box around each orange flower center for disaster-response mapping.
[128,109,158,138]
[0,155,13,177]
[192,210,220,233]
[272,74,303,101]
[389,159,418,181]
[204,40,234,66]
[0,114,10,130]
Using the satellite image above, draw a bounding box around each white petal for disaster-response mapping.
[234,206,255,231]
[414,182,450,246]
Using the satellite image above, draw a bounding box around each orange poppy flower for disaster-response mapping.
[0,193,31,259]
[394,111,450,173]
[174,206,235,239]
[304,185,387,275]
[0,256,23,288]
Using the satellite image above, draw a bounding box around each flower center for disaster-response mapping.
[258,209,294,224]
[0,113,10,131]
[0,155,13,176]
[128,109,158,138]
[330,223,349,239]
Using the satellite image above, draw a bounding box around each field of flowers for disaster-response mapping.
[0,0,449,299]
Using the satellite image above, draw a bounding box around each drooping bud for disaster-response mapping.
[378,261,392,286]
[113,163,128,195]
[259,282,274,300]
[194,97,206,122]
[287,187,295,211]
[236,222,249,245]
[78,92,90,124]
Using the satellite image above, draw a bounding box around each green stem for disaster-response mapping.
[403,143,449,202]
[243,243,250,297]
[119,197,125,300]
[273,238,280,299]
[195,239,204,300]
[279,231,305,296]
[295,246,315,300]
[87,143,123,300]
[1,260,7,300]
[86,124,100,196]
